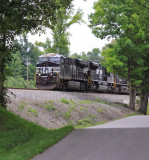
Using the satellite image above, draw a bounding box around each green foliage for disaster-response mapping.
[40,101,56,111]
[4,36,41,89]
[79,107,84,111]
[69,99,76,105]
[74,121,107,129]
[0,108,73,160]
[147,103,149,115]
[8,37,41,81]
[123,104,128,108]
[89,0,149,111]
[63,110,72,120]
[35,38,53,54]
[0,0,74,107]
[136,98,140,105]
[70,48,100,62]
[60,98,70,104]
[35,7,83,57]
[84,108,88,113]
[62,101,77,120]
[89,114,98,119]
[77,117,92,125]
[97,107,103,113]
[45,101,56,111]
[94,97,107,104]
[87,48,100,61]
[55,110,59,118]
[5,76,36,89]
[27,107,38,117]
[17,101,26,111]
[52,8,83,56]
[79,100,93,104]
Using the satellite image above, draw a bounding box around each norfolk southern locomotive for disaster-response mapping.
[36,53,128,93]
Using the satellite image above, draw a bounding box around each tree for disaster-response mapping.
[35,7,83,57]
[0,0,73,107]
[35,38,53,54]
[7,51,23,78]
[52,7,83,56]
[19,36,41,66]
[70,48,100,61]
[87,48,100,61]
[89,0,149,113]
[70,53,82,59]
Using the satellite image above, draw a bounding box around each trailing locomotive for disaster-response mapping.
[36,53,128,93]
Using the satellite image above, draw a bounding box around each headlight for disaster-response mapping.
[38,73,41,76]
[50,73,53,76]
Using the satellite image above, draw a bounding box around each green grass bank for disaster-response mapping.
[0,108,73,160]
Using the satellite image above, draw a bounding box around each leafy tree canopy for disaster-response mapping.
[0,0,73,107]
[89,0,149,113]
[70,48,100,61]
[35,7,83,57]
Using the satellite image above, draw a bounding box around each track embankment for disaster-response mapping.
[7,89,137,129]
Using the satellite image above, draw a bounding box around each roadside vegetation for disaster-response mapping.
[147,103,149,115]
[1,97,145,159]
[0,107,73,160]
[13,97,141,130]
[5,77,36,89]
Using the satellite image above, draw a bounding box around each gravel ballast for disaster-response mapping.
[7,89,137,129]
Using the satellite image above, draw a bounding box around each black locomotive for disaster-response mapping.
[36,53,128,93]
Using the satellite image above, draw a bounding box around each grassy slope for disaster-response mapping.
[0,108,73,160]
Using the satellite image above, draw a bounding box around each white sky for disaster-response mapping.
[28,0,109,54]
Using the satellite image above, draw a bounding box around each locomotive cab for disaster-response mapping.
[36,53,62,89]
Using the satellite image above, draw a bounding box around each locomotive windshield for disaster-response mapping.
[38,57,48,63]
[38,57,60,63]
[50,57,60,62]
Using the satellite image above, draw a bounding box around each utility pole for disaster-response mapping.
[27,57,29,88]
[22,56,31,88]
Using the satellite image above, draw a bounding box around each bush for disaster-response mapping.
[5,76,36,89]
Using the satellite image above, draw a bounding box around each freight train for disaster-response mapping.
[36,53,128,93]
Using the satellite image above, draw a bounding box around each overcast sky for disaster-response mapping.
[28,0,109,54]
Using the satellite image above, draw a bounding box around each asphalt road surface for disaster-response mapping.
[32,116,149,160]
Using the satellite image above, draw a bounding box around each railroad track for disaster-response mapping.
[7,87,51,91]
[7,87,129,95]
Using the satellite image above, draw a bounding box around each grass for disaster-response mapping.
[123,104,128,108]
[40,100,56,111]
[79,107,84,111]
[94,97,108,104]
[74,112,141,129]
[0,107,74,160]
[62,105,76,120]
[76,117,92,125]
[97,106,103,113]
[60,98,70,104]
[146,103,149,115]
[63,111,71,120]
[27,107,38,117]
[17,101,26,111]
[1,97,145,159]
[74,121,107,129]
[79,100,93,104]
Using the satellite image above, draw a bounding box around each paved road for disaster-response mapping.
[32,116,149,160]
